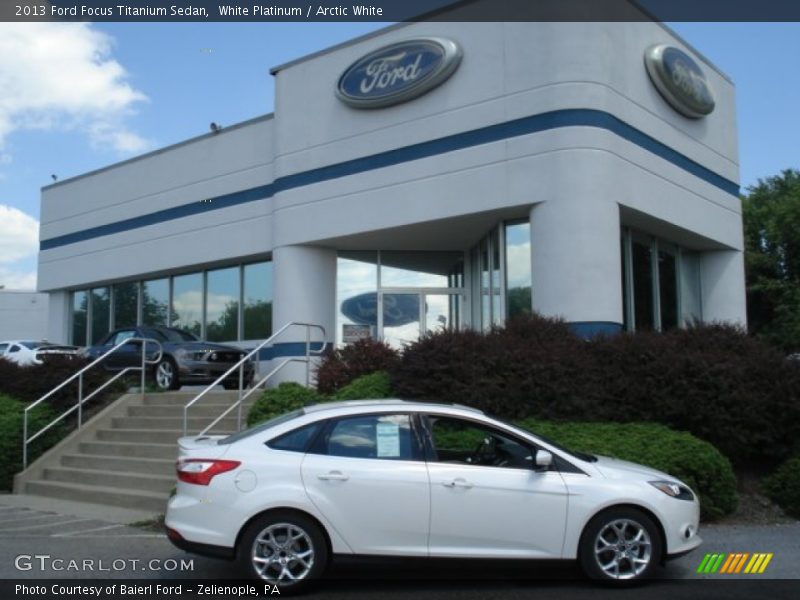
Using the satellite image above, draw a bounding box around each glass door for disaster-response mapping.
[379,291,464,350]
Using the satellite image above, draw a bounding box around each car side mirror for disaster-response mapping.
[534,449,553,471]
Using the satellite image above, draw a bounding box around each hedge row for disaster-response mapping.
[763,457,800,518]
[390,315,800,466]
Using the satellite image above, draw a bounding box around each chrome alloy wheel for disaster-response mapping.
[155,361,174,389]
[251,522,315,583]
[593,518,653,579]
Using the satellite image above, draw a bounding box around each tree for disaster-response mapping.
[743,169,800,351]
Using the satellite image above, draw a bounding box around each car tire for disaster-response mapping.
[237,511,328,593]
[578,507,662,583]
[153,358,180,391]
[222,380,240,390]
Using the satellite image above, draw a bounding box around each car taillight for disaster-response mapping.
[176,459,241,485]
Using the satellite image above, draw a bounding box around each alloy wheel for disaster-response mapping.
[251,522,315,583]
[156,361,174,389]
[593,518,653,579]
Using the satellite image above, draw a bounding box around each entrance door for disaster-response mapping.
[379,291,464,349]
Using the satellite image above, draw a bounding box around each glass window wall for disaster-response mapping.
[113,282,139,329]
[243,262,272,340]
[505,222,532,319]
[171,273,203,337]
[90,287,110,344]
[72,291,88,346]
[142,278,169,326]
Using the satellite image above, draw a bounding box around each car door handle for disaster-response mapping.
[318,471,349,481]
[443,478,473,489]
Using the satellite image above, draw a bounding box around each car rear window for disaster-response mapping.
[218,409,306,445]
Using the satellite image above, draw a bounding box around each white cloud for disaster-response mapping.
[0,266,37,291]
[0,205,38,264]
[0,22,149,154]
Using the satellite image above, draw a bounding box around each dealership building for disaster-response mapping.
[36,15,745,379]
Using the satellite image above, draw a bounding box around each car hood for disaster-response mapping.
[164,342,245,353]
[592,455,675,482]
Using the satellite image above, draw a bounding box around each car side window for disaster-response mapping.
[9,345,20,353]
[267,422,323,453]
[427,416,535,470]
[112,330,136,345]
[0,343,8,354]
[314,414,418,461]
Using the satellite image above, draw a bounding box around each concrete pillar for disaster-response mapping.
[700,249,747,327]
[270,245,337,385]
[529,197,623,336]
[47,291,71,344]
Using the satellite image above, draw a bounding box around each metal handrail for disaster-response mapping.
[23,337,163,469]
[183,322,327,436]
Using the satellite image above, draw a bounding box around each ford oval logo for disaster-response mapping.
[645,45,715,119]
[336,38,462,109]
[341,292,420,327]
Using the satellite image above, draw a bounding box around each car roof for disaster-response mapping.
[302,399,485,416]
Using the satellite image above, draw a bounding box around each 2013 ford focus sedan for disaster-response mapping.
[165,400,701,590]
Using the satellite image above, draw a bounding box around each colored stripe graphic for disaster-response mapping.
[698,552,773,575]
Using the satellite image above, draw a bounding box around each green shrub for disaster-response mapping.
[315,338,400,394]
[334,371,393,400]
[0,394,65,490]
[392,314,800,466]
[515,419,737,521]
[247,383,329,427]
[763,457,800,518]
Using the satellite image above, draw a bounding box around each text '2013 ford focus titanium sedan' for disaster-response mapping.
[165,400,701,590]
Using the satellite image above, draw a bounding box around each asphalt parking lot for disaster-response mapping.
[1,502,799,599]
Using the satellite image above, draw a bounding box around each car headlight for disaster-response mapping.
[176,348,208,361]
[649,480,695,501]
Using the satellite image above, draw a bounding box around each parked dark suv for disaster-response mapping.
[85,326,254,390]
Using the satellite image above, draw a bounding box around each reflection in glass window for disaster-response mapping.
[658,247,678,331]
[428,416,533,469]
[90,288,110,344]
[322,414,415,460]
[336,252,378,346]
[72,291,88,346]
[382,292,421,350]
[206,267,240,342]
[505,222,532,319]
[632,239,654,331]
[142,279,169,326]
[172,273,202,337]
[680,252,702,326]
[243,262,272,340]
[113,282,139,329]
[380,251,461,288]
[480,239,491,331]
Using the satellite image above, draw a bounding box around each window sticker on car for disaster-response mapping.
[376,422,401,457]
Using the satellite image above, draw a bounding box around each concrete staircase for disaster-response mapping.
[14,391,250,515]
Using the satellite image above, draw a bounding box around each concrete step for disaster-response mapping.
[79,441,178,460]
[141,392,246,406]
[24,480,168,513]
[96,428,234,444]
[112,416,241,430]
[128,404,246,417]
[61,454,175,476]
[43,467,175,494]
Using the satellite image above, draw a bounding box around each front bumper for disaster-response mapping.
[177,361,254,384]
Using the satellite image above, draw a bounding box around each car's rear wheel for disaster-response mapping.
[238,511,328,592]
[579,507,662,582]
[153,358,180,391]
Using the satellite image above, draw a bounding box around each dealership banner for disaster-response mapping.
[5,0,800,22]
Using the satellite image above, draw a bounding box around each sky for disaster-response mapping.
[0,21,798,292]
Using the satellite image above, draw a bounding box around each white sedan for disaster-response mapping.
[165,400,701,590]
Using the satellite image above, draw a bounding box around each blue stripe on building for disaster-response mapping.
[40,109,739,251]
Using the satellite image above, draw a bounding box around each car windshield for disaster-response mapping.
[141,328,198,343]
[218,409,306,445]
[20,341,48,350]
[495,417,598,463]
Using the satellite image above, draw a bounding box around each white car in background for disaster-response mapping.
[0,340,81,366]
[165,400,702,590]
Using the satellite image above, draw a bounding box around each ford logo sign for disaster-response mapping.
[336,38,462,109]
[644,45,715,119]
[341,292,420,327]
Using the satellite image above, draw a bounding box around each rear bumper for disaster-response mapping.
[166,526,235,560]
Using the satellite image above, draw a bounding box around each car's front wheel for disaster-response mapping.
[579,507,662,582]
[238,511,328,592]
[153,358,180,391]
